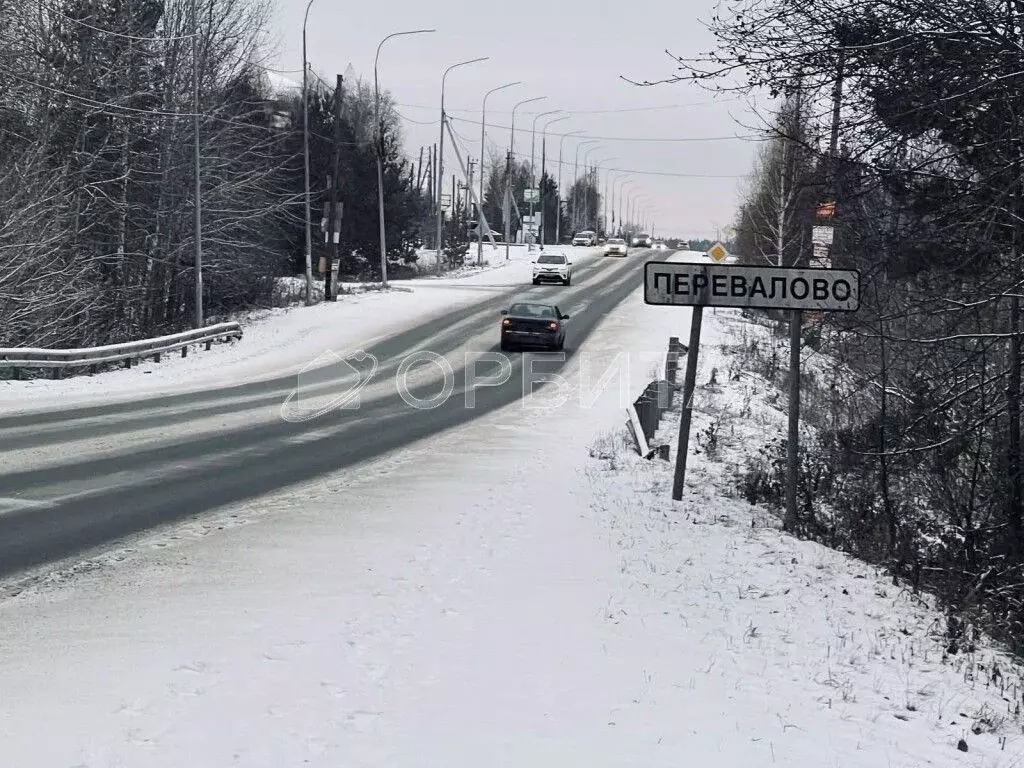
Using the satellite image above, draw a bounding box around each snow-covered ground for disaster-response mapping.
[2,272,1022,766]
[0,244,590,412]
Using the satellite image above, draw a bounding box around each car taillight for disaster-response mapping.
[548,322,558,330]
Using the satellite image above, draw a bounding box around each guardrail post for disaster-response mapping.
[154,352,161,363]
[51,367,61,380]
[124,358,131,369]
[182,346,188,358]
[205,340,212,351]
[656,379,672,412]
[640,392,656,441]
[666,336,680,384]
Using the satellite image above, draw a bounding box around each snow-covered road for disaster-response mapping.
[1,250,1021,766]
[0,246,657,576]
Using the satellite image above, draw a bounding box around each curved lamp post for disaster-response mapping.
[375,28,435,287]
[478,81,520,263]
[539,115,569,244]
[433,55,489,275]
[556,130,585,244]
[580,145,602,231]
[526,109,560,249]
[504,96,545,257]
[571,139,598,232]
[609,172,628,236]
[592,158,617,236]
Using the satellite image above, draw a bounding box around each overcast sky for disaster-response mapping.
[267,0,762,240]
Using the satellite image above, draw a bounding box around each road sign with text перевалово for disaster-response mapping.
[644,262,860,312]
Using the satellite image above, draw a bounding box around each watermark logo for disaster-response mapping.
[282,347,644,420]
[280,348,378,423]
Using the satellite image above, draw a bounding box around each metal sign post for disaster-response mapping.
[644,250,861,510]
[672,304,703,500]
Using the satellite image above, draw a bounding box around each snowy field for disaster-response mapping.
[2,271,1023,765]
[0,244,589,412]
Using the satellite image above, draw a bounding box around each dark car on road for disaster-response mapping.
[499,300,569,351]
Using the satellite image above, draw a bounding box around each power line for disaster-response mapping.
[53,10,198,42]
[396,97,743,116]
[447,114,758,143]
[396,111,757,144]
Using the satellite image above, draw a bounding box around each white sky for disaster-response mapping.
[265,0,762,240]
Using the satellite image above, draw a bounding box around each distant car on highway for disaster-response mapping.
[572,230,598,246]
[532,252,572,285]
[500,299,569,351]
[603,237,629,257]
[631,233,653,248]
[653,240,667,250]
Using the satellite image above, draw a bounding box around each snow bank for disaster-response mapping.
[585,304,1024,765]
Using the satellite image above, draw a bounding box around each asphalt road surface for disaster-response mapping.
[0,249,656,577]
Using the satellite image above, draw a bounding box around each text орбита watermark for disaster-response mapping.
[281,348,645,420]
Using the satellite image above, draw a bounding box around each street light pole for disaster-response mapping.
[434,56,488,275]
[376,29,436,288]
[572,139,597,233]
[300,0,317,306]
[621,182,636,235]
[505,96,545,259]
[528,110,559,250]
[539,115,569,245]
[610,174,625,235]
[581,145,600,231]
[592,157,617,236]
[556,130,584,245]
[478,81,520,264]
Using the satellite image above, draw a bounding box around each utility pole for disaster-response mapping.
[324,73,344,302]
[191,0,203,327]
[435,111,447,275]
[540,135,547,245]
[428,144,436,220]
[467,158,476,249]
[300,0,316,307]
[504,149,512,260]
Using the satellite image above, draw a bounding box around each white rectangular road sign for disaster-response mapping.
[644,262,860,312]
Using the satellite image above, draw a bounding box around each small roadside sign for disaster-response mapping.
[707,242,729,263]
[811,225,834,245]
[523,188,540,204]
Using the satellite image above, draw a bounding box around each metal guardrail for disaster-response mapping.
[625,336,687,458]
[0,322,243,380]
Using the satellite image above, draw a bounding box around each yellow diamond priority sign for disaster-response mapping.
[707,242,729,263]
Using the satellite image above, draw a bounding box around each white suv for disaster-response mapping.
[572,230,597,246]
[532,252,572,286]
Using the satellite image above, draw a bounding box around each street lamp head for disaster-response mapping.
[444,55,489,78]
[377,28,436,63]
[531,109,561,129]
[485,81,521,101]
[512,96,546,116]
[543,114,570,131]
